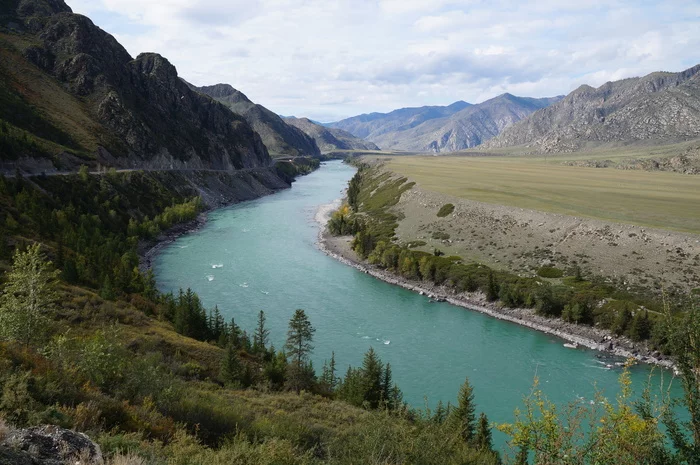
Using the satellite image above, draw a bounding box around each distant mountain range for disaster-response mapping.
[483,65,700,152]
[328,96,561,152]
[284,117,379,152]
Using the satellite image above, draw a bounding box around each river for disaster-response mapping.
[155,160,681,446]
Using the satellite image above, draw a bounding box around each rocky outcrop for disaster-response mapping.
[193,83,321,159]
[1,424,103,465]
[0,0,271,172]
[484,65,700,152]
[284,117,380,152]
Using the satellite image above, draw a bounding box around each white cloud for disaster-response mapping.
[66,0,700,121]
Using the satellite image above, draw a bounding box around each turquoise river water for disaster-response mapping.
[155,160,681,446]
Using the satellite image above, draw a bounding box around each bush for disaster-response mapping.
[436,203,455,217]
[432,231,450,240]
[537,266,564,278]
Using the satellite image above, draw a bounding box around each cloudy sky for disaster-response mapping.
[68,0,700,122]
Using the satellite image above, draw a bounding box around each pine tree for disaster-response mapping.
[382,362,395,409]
[0,244,59,347]
[220,343,241,386]
[100,275,115,301]
[630,310,652,341]
[285,309,315,393]
[451,377,477,443]
[254,310,270,354]
[433,400,447,424]
[320,351,337,394]
[475,412,494,451]
[362,347,384,409]
[486,271,499,302]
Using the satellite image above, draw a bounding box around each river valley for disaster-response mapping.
[155,160,682,445]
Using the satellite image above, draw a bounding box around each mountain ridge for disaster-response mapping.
[284,116,380,152]
[483,64,700,152]
[0,0,271,172]
[192,82,322,159]
[329,94,561,152]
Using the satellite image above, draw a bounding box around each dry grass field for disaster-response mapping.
[382,154,700,234]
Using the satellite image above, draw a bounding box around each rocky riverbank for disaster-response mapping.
[315,201,677,372]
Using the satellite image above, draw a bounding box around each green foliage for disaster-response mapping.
[437,203,455,217]
[0,244,60,347]
[220,344,242,387]
[336,348,403,412]
[451,377,477,443]
[253,310,269,354]
[285,309,316,393]
[537,266,564,278]
[499,367,671,465]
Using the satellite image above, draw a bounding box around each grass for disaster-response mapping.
[381,154,700,234]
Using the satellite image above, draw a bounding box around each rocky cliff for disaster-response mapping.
[194,83,322,159]
[484,65,700,152]
[0,0,271,172]
[284,116,380,152]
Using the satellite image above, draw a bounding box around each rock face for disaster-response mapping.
[484,65,700,152]
[2,425,103,465]
[194,83,321,159]
[284,117,380,152]
[0,0,271,171]
[328,96,560,153]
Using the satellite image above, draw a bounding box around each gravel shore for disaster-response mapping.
[315,201,677,371]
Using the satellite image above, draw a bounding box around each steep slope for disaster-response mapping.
[0,0,270,173]
[285,116,380,152]
[328,101,471,140]
[372,94,561,152]
[194,83,321,158]
[484,65,700,152]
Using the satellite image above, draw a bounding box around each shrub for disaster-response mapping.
[537,266,564,278]
[432,231,450,240]
[437,203,455,217]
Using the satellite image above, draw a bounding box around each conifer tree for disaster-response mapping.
[285,309,315,393]
[451,377,477,443]
[362,347,384,409]
[486,271,499,302]
[220,343,241,386]
[254,310,270,353]
[0,244,59,347]
[475,412,495,451]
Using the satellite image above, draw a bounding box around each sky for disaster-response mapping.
[68,0,700,122]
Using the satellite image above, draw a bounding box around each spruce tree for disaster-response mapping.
[220,343,241,386]
[254,310,270,353]
[0,244,59,347]
[475,412,494,451]
[285,309,316,393]
[361,347,384,409]
[451,377,477,443]
[486,271,499,302]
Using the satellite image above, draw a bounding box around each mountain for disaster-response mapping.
[328,101,471,141]
[0,0,270,173]
[484,65,700,152]
[284,117,380,152]
[193,83,321,158]
[370,94,561,152]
